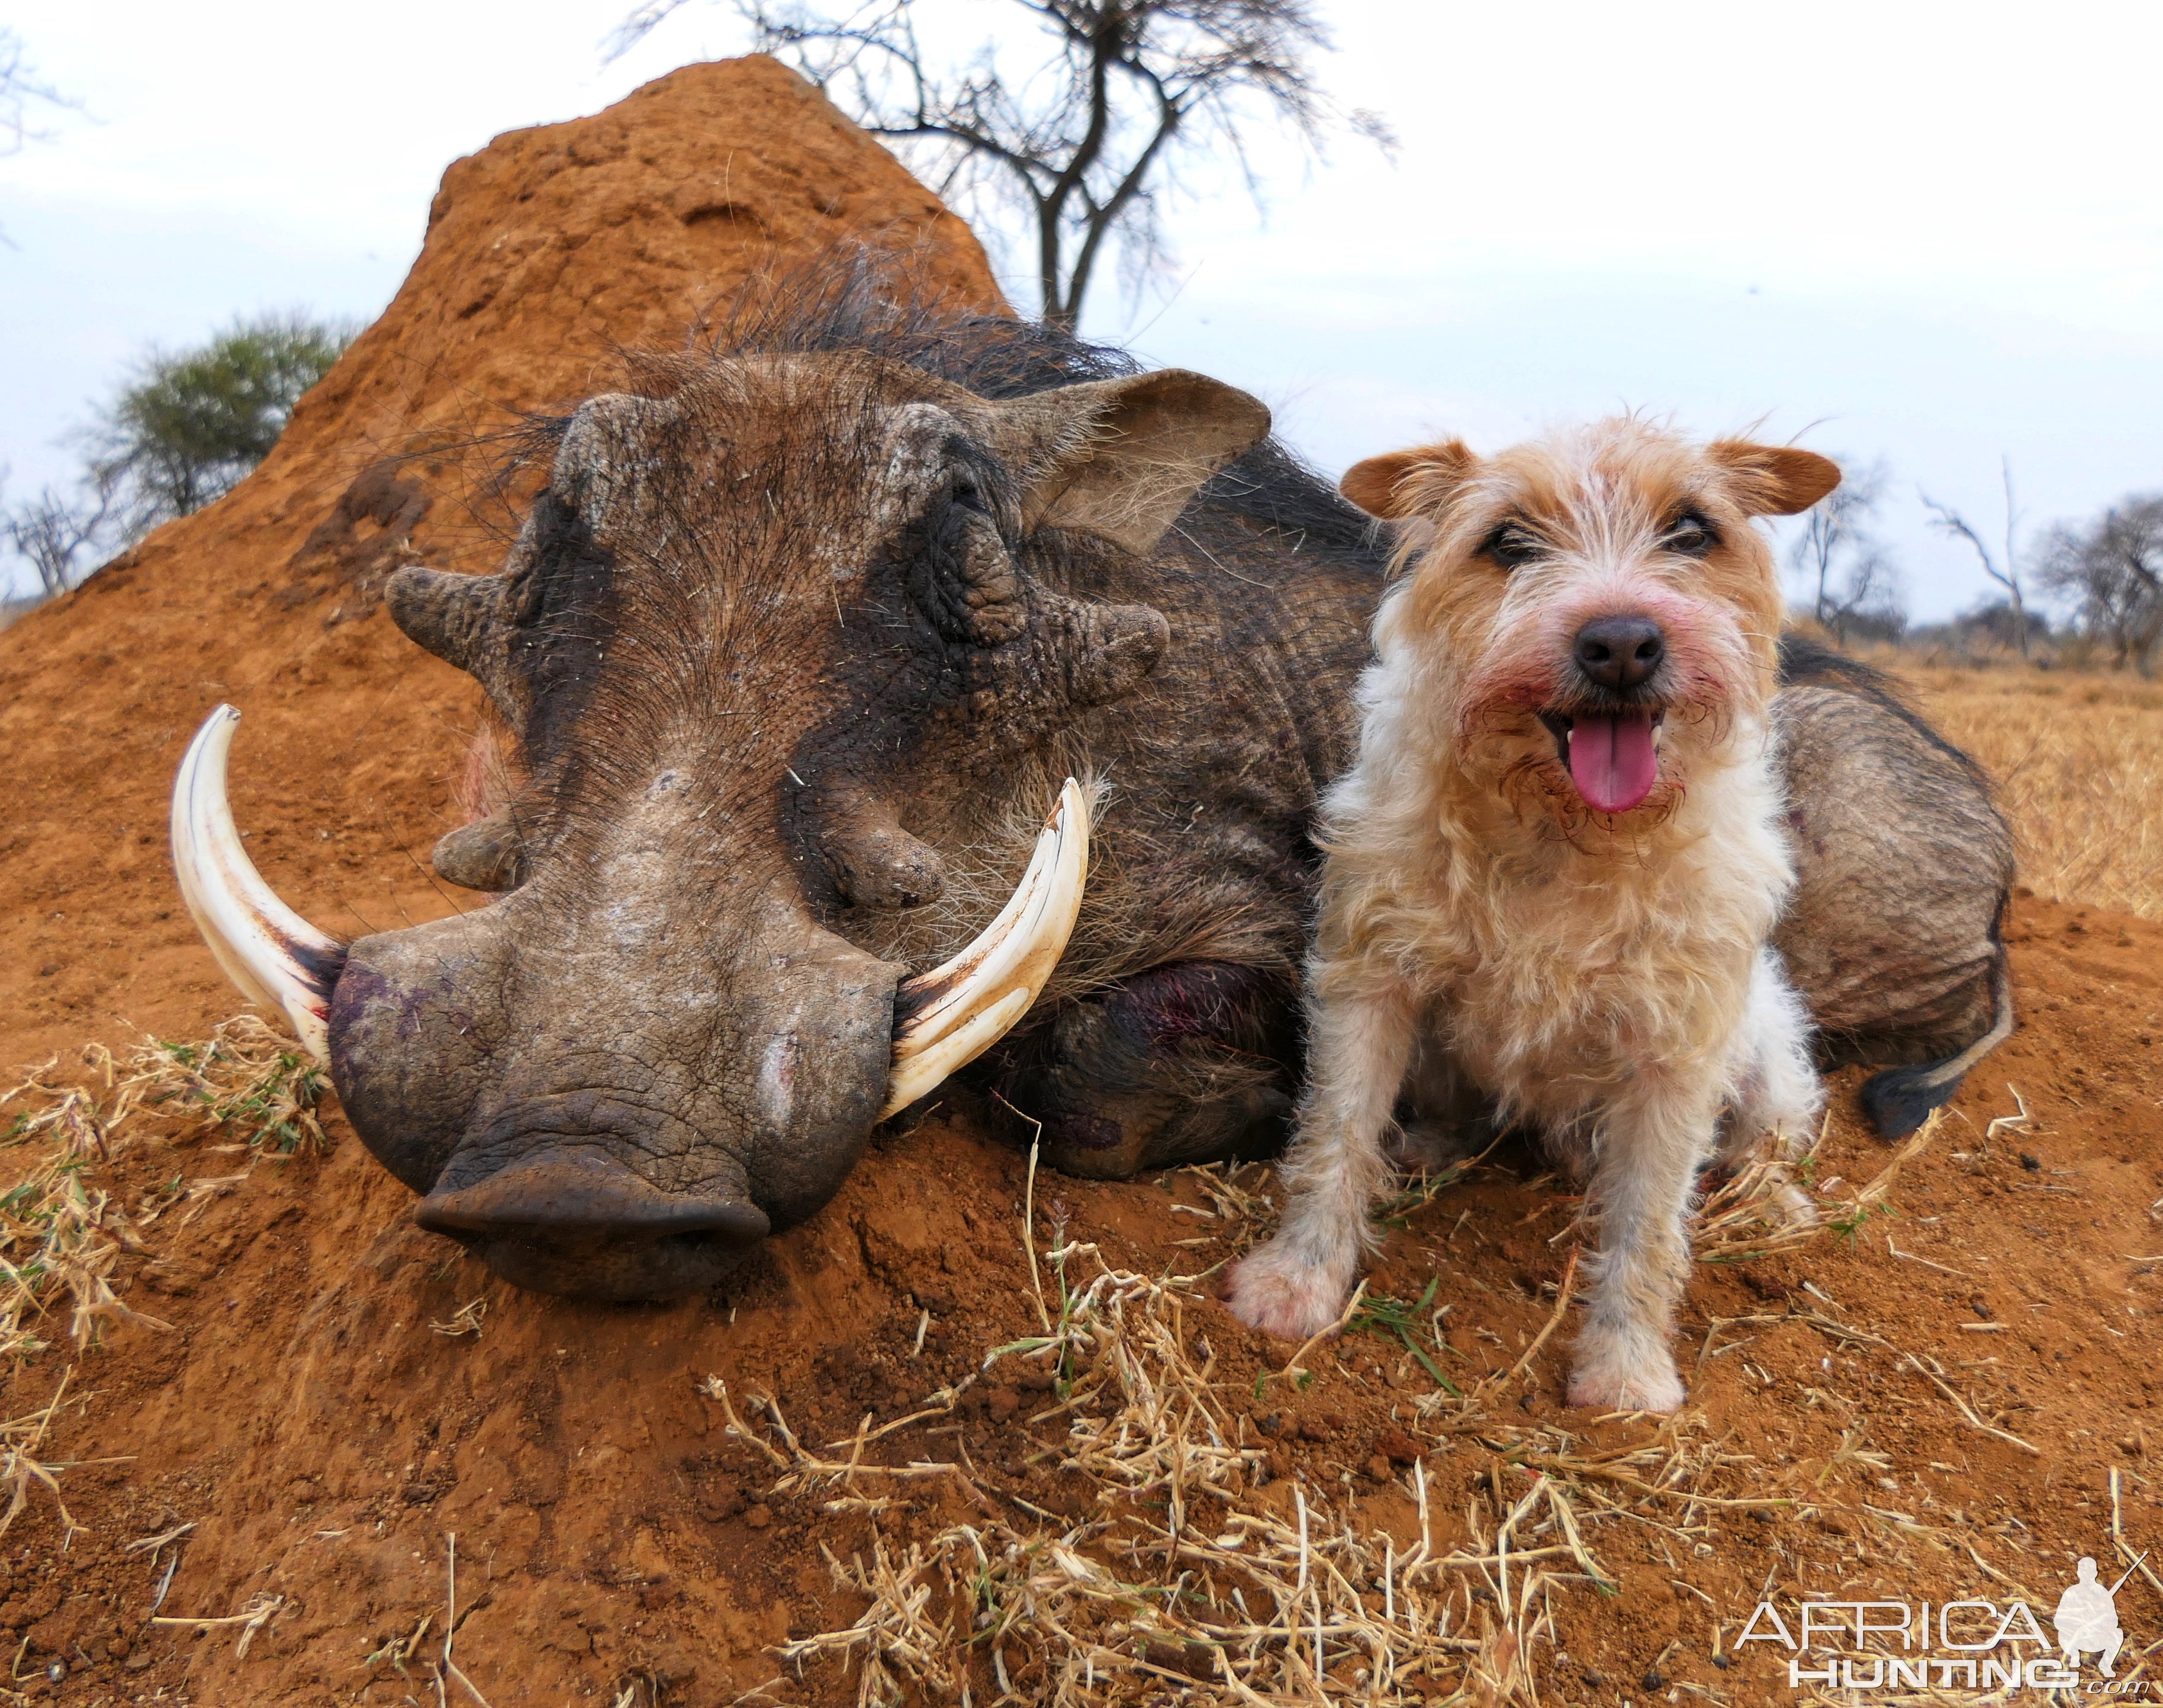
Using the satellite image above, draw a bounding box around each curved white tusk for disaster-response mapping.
[880,778,1089,1120]
[170,706,348,1061]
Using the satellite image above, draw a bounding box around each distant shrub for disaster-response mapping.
[4,311,356,598]
[91,312,356,530]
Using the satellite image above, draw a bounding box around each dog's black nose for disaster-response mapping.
[1573,614,1665,690]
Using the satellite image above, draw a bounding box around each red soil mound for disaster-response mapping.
[4,57,2162,1708]
[0,53,996,1070]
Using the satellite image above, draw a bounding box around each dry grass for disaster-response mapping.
[729,1147,1908,1707]
[730,1230,1537,1706]
[1902,663,2163,919]
[0,1015,329,1542]
[743,1112,2163,1707]
[4,1010,2149,1699]
[0,1014,327,1360]
[0,1369,102,1544]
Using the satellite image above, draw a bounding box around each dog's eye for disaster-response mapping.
[1479,524,1545,570]
[1663,510,1720,557]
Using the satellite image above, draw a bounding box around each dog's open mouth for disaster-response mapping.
[1537,708,1666,814]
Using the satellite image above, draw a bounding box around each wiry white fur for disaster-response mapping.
[1226,420,1825,1413]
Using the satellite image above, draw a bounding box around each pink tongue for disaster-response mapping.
[1567,714,1659,813]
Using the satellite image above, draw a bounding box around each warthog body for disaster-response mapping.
[1771,637,2015,1133]
[284,277,2010,1300]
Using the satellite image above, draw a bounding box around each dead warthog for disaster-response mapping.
[173,280,1379,1298]
[169,276,2010,1300]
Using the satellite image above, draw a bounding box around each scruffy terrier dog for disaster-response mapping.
[1227,421,1839,1412]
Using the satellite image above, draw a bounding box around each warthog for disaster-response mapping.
[1770,636,2015,1135]
[169,270,2012,1300]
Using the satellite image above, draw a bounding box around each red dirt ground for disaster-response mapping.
[4,56,2162,1708]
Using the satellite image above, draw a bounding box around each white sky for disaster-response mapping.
[4,1,2159,615]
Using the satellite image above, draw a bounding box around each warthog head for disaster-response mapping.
[172,339,1268,1300]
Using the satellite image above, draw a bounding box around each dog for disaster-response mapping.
[1225,420,1838,1412]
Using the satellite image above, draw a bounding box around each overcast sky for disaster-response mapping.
[4,1,2159,615]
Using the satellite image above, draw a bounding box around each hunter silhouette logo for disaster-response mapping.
[2055,1555,2141,1677]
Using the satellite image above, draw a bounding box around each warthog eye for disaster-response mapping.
[1663,509,1720,557]
[950,473,991,516]
[1479,522,1545,571]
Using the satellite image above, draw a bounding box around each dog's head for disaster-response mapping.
[1341,420,1836,831]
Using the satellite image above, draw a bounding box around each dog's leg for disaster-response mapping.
[1568,1079,1718,1413]
[1225,971,1418,1339]
[1716,948,1824,1169]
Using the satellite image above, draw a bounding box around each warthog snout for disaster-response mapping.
[415,1145,772,1301]
[326,892,902,1300]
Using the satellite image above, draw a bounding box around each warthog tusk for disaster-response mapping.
[169,706,347,1061]
[881,778,1089,1119]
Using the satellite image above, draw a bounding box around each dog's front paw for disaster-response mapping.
[1225,1243,1352,1340]
[1567,1345,1686,1414]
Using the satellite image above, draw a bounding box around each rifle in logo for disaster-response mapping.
[2054,1554,2145,1677]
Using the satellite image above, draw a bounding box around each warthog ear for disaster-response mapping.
[1707,441,1843,516]
[1340,440,1479,521]
[1002,370,1270,556]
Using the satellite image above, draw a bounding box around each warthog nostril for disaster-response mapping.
[1573,614,1666,691]
[414,1153,770,1245]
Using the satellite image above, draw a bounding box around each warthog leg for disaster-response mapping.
[1858,963,2016,1138]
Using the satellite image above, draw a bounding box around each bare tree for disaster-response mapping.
[2037,494,2163,674]
[1,27,79,252]
[1921,457,2030,659]
[1788,455,1908,643]
[2,471,120,598]
[613,0,1391,328]
[1,29,76,156]
[1823,547,1906,646]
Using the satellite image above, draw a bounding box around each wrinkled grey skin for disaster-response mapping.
[330,310,1382,1301]
[326,301,2011,1302]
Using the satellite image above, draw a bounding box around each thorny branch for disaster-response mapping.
[610,0,1392,327]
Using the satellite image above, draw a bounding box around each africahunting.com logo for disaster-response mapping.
[1740,1555,2149,1692]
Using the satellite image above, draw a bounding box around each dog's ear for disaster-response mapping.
[1341,440,1479,520]
[1706,441,1842,516]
